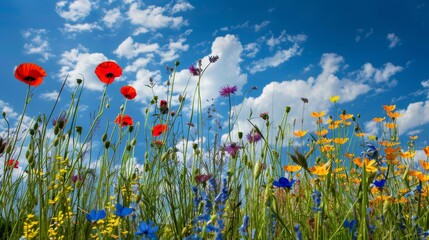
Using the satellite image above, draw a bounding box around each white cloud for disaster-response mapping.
[396,101,429,134]
[124,55,154,72]
[158,38,189,63]
[0,100,32,137]
[355,28,373,42]
[103,8,122,28]
[248,43,301,74]
[40,91,60,101]
[421,80,429,88]
[224,53,371,143]
[243,42,259,58]
[387,33,401,48]
[127,3,187,35]
[63,23,101,33]
[114,37,159,59]
[171,0,194,14]
[56,0,92,22]
[22,29,52,61]
[58,46,110,91]
[357,62,403,83]
[254,20,270,32]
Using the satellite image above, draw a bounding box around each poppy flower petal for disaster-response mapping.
[95,61,122,84]
[14,63,47,86]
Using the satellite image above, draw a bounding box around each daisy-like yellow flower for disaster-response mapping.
[354,132,365,137]
[333,138,349,145]
[423,146,429,157]
[344,152,355,159]
[314,128,328,136]
[417,173,429,182]
[309,161,331,176]
[385,123,396,129]
[409,135,418,140]
[373,117,385,122]
[419,160,429,171]
[283,165,302,172]
[353,157,378,173]
[407,170,422,177]
[320,145,335,152]
[315,138,333,145]
[329,95,340,103]
[383,105,396,113]
[293,130,308,138]
[399,151,415,159]
[310,111,326,118]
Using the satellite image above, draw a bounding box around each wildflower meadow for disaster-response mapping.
[2,59,429,240]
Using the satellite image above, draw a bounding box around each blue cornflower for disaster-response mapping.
[373,179,387,190]
[135,220,158,239]
[114,203,133,217]
[311,190,322,212]
[363,142,379,162]
[343,219,357,233]
[86,209,106,224]
[273,177,296,189]
[238,215,250,237]
[294,224,302,240]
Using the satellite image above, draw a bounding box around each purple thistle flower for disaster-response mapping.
[225,142,240,157]
[219,85,237,97]
[52,112,68,129]
[247,129,262,143]
[209,55,219,63]
[189,65,201,76]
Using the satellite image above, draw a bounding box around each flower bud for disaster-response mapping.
[2,111,6,118]
[77,79,83,84]
[285,106,291,113]
[238,132,243,139]
[29,129,35,136]
[104,141,110,149]
[75,126,82,134]
[128,125,134,133]
[175,61,180,67]
[131,138,136,146]
[102,133,107,142]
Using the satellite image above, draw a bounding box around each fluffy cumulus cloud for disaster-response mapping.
[387,33,401,48]
[396,101,429,134]
[225,53,372,142]
[357,62,403,83]
[56,0,92,22]
[22,29,52,61]
[127,2,187,35]
[421,80,429,88]
[103,8,122,28]
[63,23,101,33]
[158,38,189,63]
[171,0,194,14]
[248,43,302,74]
[114,37,159,59]
[40,91,60,101]
[58,46,109,91]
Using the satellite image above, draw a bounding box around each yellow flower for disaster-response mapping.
[387,111,402,118]
[293,130,308,138]
[373,117,385,122]
[399,151,415,159]
[314,128,328,136]
[339,113,353,121]
[333,138,348,145]
[329,95,340,103]
[385,123,396,129]
[354,132,365,137]
[309,161,331,176]
[417,173,429,182]
[344,152,355,159]
[310,111,326,118]
[353,157,378,173]
[409,135,418,140]
[383,105,396,113]
[283,165,302,172]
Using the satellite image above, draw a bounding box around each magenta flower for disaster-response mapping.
[247,129,262,143]
[225,142,240,157]
[189,65,201,76]
[209,55,219,63]
[219,85,237,97]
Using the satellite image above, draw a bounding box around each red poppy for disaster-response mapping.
[7,159,19,169]
[152,124,168,137]
[14,63,47,86]
[114,114,133,127]
[120,86,137,100]
[95,61,122,84]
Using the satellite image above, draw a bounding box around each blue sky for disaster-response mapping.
[1,0,429,152]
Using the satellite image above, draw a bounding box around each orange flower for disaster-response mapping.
[339,113,353,121]
[385,123,396,129]
[310,111,326,118]
[283,165,302,172]
[423,146,429,157]
[114,114,133,127]
[353,157,377,173]
[344,152,354,159]
[399,151,415,159]
[152,124,168,137]
[372,117,385,122]
[333,138,348,145]
[95,61,122,84]
[383,105,396,113]
[314,128,328,136]
[354,132,365,137]
[387,111,401,118]
[417,173,429,182]
[420,160,429,171]
[120,86,137,100]
[14,63,47,87]
[409,135,418,140]
[407,170,423,177]
[293,130,308,138]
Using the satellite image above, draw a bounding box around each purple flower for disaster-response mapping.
[209,55,219,63]
[225,143,240,157]
[195,174,212,184]
[219,85,237,97]
[189,65,201,76]
[52,112,68,129]
[247,129,262,143]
